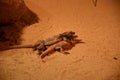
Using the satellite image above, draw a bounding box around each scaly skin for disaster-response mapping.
[41,38,83,59]
[41,31,76,46]
[8,40,43,49]
[8,31,76,54]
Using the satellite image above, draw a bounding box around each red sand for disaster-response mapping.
[0,0,120,80]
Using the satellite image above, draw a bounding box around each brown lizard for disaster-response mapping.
[8,31,76,55]
[40,38,84,59]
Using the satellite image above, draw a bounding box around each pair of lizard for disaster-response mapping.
[40,38,83,59]
[9,31,80,58]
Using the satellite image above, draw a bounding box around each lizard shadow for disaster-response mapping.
[0,8,39,51]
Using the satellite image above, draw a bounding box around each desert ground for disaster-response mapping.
[0,0,120,80]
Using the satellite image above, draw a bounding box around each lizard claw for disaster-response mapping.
[62,52,70,55]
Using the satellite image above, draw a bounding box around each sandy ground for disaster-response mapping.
[0,0,120,80]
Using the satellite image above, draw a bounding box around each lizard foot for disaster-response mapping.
[33,48,37,51]
[62,52,70,55]
[37,50,42,55]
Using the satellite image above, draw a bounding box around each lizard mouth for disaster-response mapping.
[72,35,78,38]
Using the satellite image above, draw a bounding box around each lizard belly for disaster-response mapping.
[56,41,73,51]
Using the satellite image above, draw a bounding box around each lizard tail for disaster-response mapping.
[8,44,35,49]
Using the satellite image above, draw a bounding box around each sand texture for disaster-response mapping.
[0,0,120,80]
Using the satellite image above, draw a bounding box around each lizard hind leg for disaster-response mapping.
[55,47,70,55]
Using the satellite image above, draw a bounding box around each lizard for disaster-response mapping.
[40,38,84,59]
[8,31,76,55]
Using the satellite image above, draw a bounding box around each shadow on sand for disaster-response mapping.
[0,8,39,51]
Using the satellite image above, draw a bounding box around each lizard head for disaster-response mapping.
[60,31,76,39]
